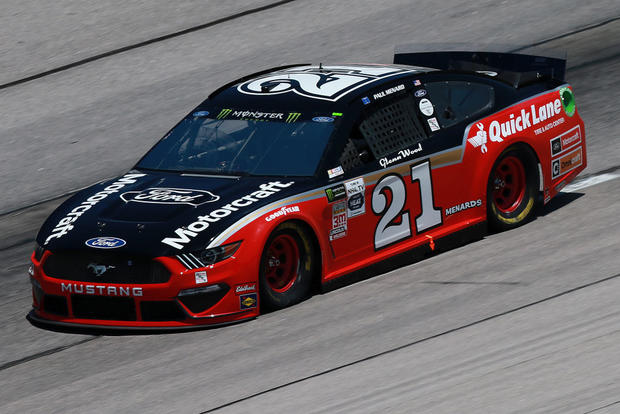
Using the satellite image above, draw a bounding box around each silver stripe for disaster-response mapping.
[175,255,193,270]
[182,254,201,269]
[188,253,206,268]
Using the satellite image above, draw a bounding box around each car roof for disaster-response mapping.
[207,63,435,111]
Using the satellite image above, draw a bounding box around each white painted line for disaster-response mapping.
[562,173,620,192]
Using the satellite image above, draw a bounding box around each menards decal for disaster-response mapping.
[467,90,565,154]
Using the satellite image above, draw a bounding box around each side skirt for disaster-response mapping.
[321,221,487,293]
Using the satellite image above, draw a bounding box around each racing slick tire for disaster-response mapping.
[487,145,538,231]
[259,222,317,310]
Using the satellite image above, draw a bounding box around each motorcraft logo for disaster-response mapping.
[121,188,219,206]
[237,65,416,102]
[467,93,563,153]
[44,173,145,245]
[162,181,294,249]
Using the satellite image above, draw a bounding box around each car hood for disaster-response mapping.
[37,170,314,256]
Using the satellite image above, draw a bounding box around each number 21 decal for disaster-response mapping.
[371,161,442,250]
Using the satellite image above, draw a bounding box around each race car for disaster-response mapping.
[27,48,586,330]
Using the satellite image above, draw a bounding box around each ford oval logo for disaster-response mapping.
[414,89,427,98]
[85,237,126,249]
[312,116,335,123]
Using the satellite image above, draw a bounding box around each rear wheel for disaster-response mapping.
[487,147,538,231]
[259,222,316,310]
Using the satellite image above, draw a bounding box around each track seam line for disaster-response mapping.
[583,399,620,414]
[200,272,620,413]
[0,336,99,372]
[0,0,297,92]
[511,15,620,51]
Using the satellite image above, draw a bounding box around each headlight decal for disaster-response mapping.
[176,241,241,270]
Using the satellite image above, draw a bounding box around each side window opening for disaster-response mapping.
[339,138,364,171]
[424,81,495,128]
[358,95,427,159]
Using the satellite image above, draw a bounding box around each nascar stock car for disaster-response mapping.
[28,48,586,330]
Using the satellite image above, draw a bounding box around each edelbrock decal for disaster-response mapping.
[44,173,145,245]
[121,188,219,206]
[162,181,294,249]
[85,237,126,249]
[238,65,416,102]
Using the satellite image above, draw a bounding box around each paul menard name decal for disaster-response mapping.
[162,181,294,249]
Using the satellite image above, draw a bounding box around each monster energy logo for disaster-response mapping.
[324,184,346,202]
[286,112,301,123]
[217,109,232,119]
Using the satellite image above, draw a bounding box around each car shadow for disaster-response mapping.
[537,191,584,216]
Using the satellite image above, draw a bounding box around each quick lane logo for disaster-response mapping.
[45,173,145,245]
[162,181,294,249]
[468,95,563,153]
[217,109,232,119]
[286,113,301,123]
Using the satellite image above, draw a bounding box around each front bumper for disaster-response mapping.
[28,250,260,330]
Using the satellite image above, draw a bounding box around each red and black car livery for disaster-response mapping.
[28,49,586,330]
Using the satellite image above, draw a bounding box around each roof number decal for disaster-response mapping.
[237,65,416,102]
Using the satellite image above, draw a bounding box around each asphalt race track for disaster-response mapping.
[1,1,620,412]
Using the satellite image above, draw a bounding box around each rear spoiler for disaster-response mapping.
[393,44,567,88]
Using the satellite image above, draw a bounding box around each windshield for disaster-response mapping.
[137,109,336,176]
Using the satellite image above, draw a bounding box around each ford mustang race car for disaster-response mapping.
[28,48,586,330]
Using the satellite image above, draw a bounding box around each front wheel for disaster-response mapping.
[259,222,316,310]
[487,147,538,231]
